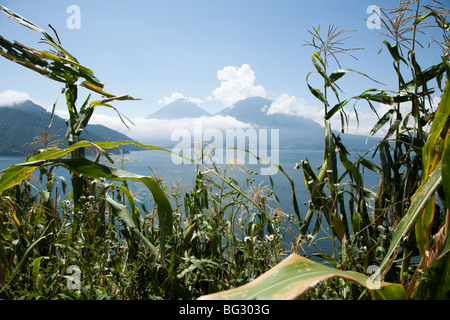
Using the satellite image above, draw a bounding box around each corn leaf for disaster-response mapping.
[106,196,158,262]
[328,68,385,86]
[415,196,436,260]
[370,108,395,136]
[442,127,450,207]
[325,99,350,120]
[379,161,443,276]
[370,284,407,300]
[0,234,47,293]
[198,254,403,300]
[0,5,140,101]
[311,53,341,100]
[0,5,77,62]
[306,71,329,107]
[381,41,407,64]
[415,79,450,262]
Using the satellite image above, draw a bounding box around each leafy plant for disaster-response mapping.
[1,1,449,301]
[200,0,450,300]
[0,5,175,298]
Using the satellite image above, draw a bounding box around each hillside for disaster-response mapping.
[0,100,137,156]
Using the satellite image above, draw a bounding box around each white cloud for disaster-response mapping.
[56,111,254,143]
[158,92,203,105]
[267,93,324,123]
[211,64,267,107]
[0,90,31,106]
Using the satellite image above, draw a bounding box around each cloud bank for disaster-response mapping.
[0,90,32,106]
[55,111,253,143]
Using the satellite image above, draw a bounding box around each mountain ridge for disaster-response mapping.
[0,100,137,156]
[147,98,211,120]
[0,97,380,156]
[142,96,380,151]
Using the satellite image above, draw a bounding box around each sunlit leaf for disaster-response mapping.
[381,40,407,64]
[328,68,384,86]
[325,99,350,120]
[0,140,171,216]
[414,79,450,263]
[0,5,77,62]
[371,284,407,300]
[311,53,342,100]
[183,222,197,250]
[199,254,402,300]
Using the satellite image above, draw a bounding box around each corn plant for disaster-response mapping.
[0,5,175,298]
[201,0,450,300]
[0,6,291,300]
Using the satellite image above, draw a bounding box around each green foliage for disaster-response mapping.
[199,253,406,300]
[1,1,450,301]
[200,0,450,300]
[0,141,286,299]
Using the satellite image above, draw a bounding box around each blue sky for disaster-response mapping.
[0,0,447,140]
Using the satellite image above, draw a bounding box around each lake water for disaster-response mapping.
[0,148,381,257]
[0,148,324,214]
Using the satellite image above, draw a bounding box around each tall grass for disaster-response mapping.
[202,0,450,300]
[1,1,450,300]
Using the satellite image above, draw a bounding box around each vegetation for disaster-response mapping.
[0,0,449,300]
